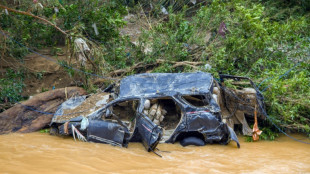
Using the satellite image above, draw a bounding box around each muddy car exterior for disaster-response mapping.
[50,72,240,152]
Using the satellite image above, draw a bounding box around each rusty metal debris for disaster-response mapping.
[50,72,265,153]
[217,74,265,138]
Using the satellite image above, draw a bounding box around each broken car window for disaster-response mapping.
[143,97,183,142]
[182,95,209,107]
[106,100,139,133]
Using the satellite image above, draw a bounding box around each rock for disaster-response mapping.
[159,115,164,122]
[0,87,87,134]
[123,14,136,23]
[144,99,151,109]
[153,119,160,125]
[143,110,149,115]
[149,103,158,118]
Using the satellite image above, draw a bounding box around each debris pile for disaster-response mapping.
[144,100,167,125]
[214,75,264,138]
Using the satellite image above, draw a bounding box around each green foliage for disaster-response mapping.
[128,8,196,69]
[39,128,50,133]
[263,62,310,134]
[0,0,127,57]
[0,69,25,103]
[193,0,309,74]
[41,87,49,92]
[244,127,279,142]
[58,0,127,41]
[260,127,279,141]
[103,37,129,69]
[261,0,310,21]
[133,0,310,135]
[191,0,310,135]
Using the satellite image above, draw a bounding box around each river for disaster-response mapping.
[0,133,309,173]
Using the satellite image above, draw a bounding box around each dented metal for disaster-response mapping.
[50,72,244,153]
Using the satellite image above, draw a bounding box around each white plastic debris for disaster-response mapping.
[212,94,218,104]
[132,41,138,46]
[38,3,44,9]
[54,7,59,13]
[204,63,212,71]
[4,9,8,15]
[80,117,89,130]
[74,38,90,66]
[190,0,196,5]
[144,46,152,54]
[92,23,99,36]
[161,6,168,15]
[74,38,90,52]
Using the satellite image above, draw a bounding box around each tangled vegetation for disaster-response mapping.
[0,0,309,136]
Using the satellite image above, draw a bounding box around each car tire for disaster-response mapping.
[180,136,205,146]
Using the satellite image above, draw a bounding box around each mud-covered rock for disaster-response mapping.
[0,87,87,134]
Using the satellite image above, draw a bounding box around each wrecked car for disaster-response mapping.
[50,72,241,153]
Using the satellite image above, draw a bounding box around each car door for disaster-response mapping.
[135,99,163,152]
[87,99,139,147]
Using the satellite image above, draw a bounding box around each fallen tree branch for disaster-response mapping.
[281,123,310,131]
[109,59,204,77]
[0,5,67,35]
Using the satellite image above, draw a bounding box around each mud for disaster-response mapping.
[55,92,111,122]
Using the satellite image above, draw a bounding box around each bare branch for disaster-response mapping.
[0,5,67,35]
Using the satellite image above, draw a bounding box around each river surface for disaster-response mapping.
[0,133,309,174]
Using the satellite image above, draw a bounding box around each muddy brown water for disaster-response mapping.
[0,133,309,174]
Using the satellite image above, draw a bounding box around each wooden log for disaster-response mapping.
[0,87,87,134]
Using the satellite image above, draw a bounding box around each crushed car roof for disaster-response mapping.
[119,72,213,98]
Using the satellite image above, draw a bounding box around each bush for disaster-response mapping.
[0,69,24,103]
[192,0,310,135]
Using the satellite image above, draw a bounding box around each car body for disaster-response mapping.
[50,72,240,152]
